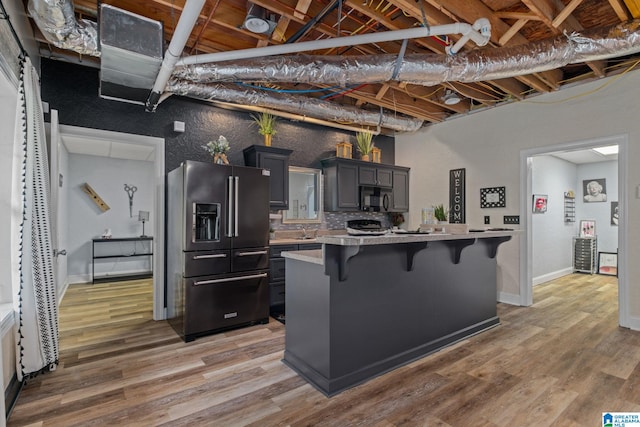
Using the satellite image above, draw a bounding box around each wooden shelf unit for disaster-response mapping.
[92,237,153,283]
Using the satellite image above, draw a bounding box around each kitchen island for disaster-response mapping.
[281,231,516,396]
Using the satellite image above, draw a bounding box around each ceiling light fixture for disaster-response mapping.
[592,145,619,155]
[243,2,277,35]
[443,90,461,105]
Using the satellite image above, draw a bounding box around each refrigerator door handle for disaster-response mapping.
[192,254,227,260]
[194,272,268,286]
[234,176,239,237]
[226,176,233,237]
[237,250,268,257]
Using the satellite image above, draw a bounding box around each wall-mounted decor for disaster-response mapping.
[583,178,607,202]
[579,220,596,238]
[81,183,110,212]
[564,192,575,223]
[480,186,506,208]
[611,201,619,226]
[449,168,465,223]
[598,252,618,276]
[532,194,548,213]
[124,183,137,217]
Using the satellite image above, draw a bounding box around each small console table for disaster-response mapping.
[91,237,153,283]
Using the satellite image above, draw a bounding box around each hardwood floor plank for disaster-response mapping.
[9,274,639,426]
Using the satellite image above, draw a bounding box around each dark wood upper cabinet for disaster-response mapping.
[243,145,293,210]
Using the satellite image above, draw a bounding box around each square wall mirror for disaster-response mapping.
[283,166,322,224]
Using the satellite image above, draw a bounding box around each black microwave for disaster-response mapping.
[361,186,392,212]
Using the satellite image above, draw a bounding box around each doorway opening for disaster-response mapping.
[57,125,166,320]
[520,135,628,327]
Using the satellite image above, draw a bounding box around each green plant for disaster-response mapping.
[251,112,278,136]
[355,131,374,155]
[433,204,449,222]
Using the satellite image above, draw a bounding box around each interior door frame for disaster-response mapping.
[57,125,166,320]
[520,134,628,328]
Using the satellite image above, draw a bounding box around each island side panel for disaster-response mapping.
[283,258,332,389]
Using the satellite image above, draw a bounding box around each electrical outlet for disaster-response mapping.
[504,215,520,225]
[484,216,490,224]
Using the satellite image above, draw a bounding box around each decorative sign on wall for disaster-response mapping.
[480,186,506,208]
[449,168,465,224]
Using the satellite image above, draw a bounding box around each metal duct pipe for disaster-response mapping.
[166,80,423,132]
[28,0,100,56]
[174,20,640,87]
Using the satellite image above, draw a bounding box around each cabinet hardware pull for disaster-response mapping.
[193,254,226,260]
[194,272,267,285]
[237,250,268,256]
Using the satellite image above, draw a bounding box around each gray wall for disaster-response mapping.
[67,154,155,282]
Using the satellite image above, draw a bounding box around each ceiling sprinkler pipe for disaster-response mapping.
[145,0,206,112]
[176,20,492,66]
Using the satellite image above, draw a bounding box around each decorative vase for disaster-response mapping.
[213,153,229,164]
[264,134,272,147]
[361,154,370,161]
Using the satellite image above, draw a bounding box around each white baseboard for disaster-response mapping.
[533,267,573,286]
[624,315,640,331]
[67,274,91,284]
[57,279,70,305]
[497,291,522,306]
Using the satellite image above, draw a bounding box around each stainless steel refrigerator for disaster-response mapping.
[167,160,270,342]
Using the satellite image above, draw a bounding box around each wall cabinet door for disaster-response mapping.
[359,165,392,187]
[323,160,359,211]
[243,145,293,210]
[391,169,409,212]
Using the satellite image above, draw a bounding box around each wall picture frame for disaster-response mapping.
[579,219,596,238]
[583,178,607,202]
[532,194,548,213]
[598,252,618,276]
[480,186,505,208]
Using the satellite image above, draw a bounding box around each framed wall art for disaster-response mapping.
[583,178,607,202]
[598,252,618,276]
[579,220,596,238]
[611,201,619,226]
[532,194,547,213]
[480,186,505,208]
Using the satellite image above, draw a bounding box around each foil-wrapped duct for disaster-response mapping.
[166,80,424,133]
[174,20,640,86]
[28,0,100,57]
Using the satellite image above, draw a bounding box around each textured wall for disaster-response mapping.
[39,59,395,173]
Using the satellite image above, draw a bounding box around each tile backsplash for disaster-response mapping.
[271,211,391,232]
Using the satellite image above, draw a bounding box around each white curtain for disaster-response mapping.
[11,57,59,381]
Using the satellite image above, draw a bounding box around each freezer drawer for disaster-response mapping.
[183,271,269,340]
[232,247,269,272]
[183,250,231,277]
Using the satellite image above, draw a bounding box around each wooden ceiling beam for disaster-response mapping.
[494,11,542,21]
[499,19,529,46]
[623,0,640,18]
[293,0,313,20]
[552,0,584,28]
[608,0,632,21]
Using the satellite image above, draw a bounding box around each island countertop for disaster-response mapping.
[315,229,519,246]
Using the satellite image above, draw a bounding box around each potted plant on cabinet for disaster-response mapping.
[251,112,278,146]
[355,131,374,161]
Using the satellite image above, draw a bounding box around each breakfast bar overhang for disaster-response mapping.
[281,231,515,397]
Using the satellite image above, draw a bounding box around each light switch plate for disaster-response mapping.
[504,215,520,225]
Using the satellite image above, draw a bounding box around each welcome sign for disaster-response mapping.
[450,168,465,223]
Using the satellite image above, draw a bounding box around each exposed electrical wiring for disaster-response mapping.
[237,83,345,94]
[523,58,640,105]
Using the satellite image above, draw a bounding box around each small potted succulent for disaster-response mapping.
[433,204,449,223]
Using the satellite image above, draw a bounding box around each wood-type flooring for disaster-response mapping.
[8,274,638,426]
